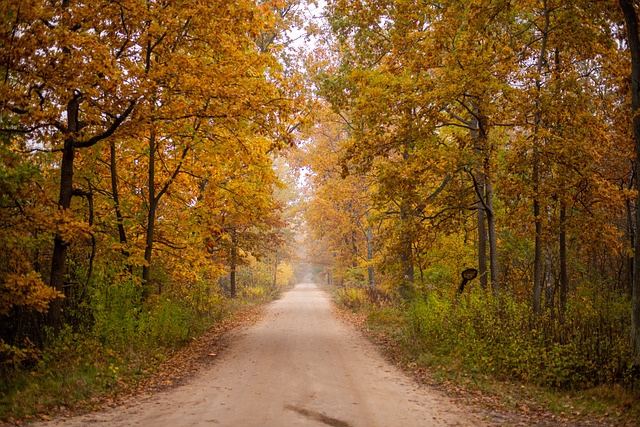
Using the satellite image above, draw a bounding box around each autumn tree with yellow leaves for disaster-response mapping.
[0,0,305,364]
[307,0,640,381]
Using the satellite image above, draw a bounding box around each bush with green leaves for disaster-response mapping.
[336,287,368,310]
[407,289,633,389]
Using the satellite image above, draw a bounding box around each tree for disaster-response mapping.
[1,0,141,328]
[618,0,640,365]
[1,0,302,329]
[301,108,375,285]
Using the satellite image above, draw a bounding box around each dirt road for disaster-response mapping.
[38,283,485,427]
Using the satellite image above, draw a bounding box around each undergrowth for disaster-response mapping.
[0,284,278,423]
[407,290,634,389]
[0,297,221,422]
[0,255,294,423]
[334,284,640,423]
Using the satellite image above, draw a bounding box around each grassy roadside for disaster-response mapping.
[332,288,640,426]
[0,296,273,425]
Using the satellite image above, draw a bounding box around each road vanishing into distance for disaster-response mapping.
[37,283,484,427]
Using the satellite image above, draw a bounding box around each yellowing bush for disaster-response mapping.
[407,291,634,389]
[336,287,368,310]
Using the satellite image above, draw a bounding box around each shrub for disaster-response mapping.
[138,296,211,349]
[407,290,633,389]
[240,285,268,301]
[336,287,368,310]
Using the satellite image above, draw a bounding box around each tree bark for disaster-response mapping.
[367,224,375,288]
[485,157,499,294]
[230,229,238,299]
[532,0,550,316]
[48,89,84,328]
[110,140,129,254]
[142,129,157,299]
[619,0,640,365]
[476,171,488,291]
[468,101,491,292]
[559,205,568,317]
[48,138,75,329]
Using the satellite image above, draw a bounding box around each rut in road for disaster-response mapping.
[37,283,485,427]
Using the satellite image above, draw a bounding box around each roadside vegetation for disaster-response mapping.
[333,275,640,424]
[6,0,640,425]
[301,1,640,424]
[0,260,295,423]
[1,0,306,423]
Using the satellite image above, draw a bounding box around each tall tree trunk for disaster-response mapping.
[533,0,550,316]
[140,122,189,300]
[110,140,129,254]
[48,1,77,328]
[559,204,568,317]
[470,105,489,291]
[48,91,83,329]
[48,138,75,328]
[142,129,157,299]
[476,171,488,290]
[619,0,640,365]
[230,229,238,298]
[485,157,499,294]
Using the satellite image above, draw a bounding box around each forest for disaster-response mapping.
[303,0,640,392]
[2,0,640,422]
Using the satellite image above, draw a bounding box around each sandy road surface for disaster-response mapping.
[36,283,485,427]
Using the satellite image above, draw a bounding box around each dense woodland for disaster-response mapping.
[302,0,640,391]
[3,0,640,418]
[0,0,308,374]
